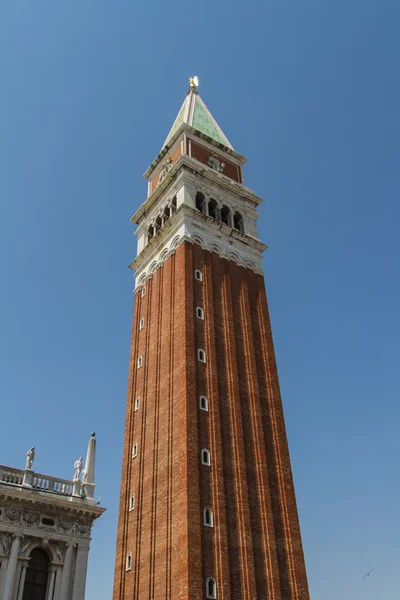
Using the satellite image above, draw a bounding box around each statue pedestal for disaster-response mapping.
[72,480,81,497]
[22,469,32,488]
[82,482,95,504]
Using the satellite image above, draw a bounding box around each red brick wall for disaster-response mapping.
[113,241,310,600]
[190,141,242,183]
[149,144,183,194]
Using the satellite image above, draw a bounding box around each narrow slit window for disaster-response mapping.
[129,494,135,511]
[135,397,140,411]
[204,508,214,527]
[195,269,202,281]
[126,553,132,571]
[206,577,217,599]
[196,307,204,320]
[139,318,144,330]
[137,356,143,369]
[198,349,206,363]
[199,396,208,412]
[132,443,138,459]
[141,286,146,297]
[201,449,211,466]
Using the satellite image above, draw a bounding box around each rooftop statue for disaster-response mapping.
[25,446,35,470]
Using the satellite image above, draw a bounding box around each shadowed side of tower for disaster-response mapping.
[113,80,310,600]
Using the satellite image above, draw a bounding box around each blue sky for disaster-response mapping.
[1,1,399,598]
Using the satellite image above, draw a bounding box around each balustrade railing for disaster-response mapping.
[31,473,73,495]
[0,465,73,496]
[0,467,24,485]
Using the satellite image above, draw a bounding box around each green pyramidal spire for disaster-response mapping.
[163,78,233,150]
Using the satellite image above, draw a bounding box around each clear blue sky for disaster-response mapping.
[1,1,399,598]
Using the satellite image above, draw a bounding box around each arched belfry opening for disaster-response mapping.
[22,548,49,600]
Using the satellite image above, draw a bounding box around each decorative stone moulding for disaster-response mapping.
[133,231,262,292]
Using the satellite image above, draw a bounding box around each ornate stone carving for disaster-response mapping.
[54,543,65,562]
[73,521,91,535]
[21,510,40,527]
[20,536,34,555]
[208,155,225,173]
[5,507,22,523]
[25,446,35,470]
[1,533,12,554]
[158,157,173,186]
[57,516,74,533]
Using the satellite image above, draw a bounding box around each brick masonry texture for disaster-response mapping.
[113,241,310,600]
[189,140,241,183]
[150,144,183,194]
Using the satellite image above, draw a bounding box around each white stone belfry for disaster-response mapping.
[0,436,105,600]
[129,83,267,290]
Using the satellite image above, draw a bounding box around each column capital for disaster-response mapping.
[48,565,58,573]
[65,542,77,550]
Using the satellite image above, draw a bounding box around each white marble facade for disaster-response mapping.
[0,435,105,600]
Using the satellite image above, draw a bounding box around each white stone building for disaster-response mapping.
[0,434,105,600]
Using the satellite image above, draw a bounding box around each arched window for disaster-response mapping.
[132,443,138,459]
[204,508,214,527]
[198,349,206,363]
[208,198,218,220]
[233,211,244,233]
[126,553,132,571]
[129,494,135,511]
[206,577,217,599]
[163,205,170,224]
[201,449,211,466]
[195,269,202,281]
[170,196,177,213]
[196,192,207,214]
[155,215,162,233]
[196,307,204,320]
[147,224,154,243]
[199,396,208,411]
[22,548,49,600]
[220,205,231,226]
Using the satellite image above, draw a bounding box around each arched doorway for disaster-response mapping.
[22,548,49,600]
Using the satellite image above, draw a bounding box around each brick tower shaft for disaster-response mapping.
[113,80,310,600]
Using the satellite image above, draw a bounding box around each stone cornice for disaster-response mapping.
[143,123,247,180]
[129,203,267,278]
[0,487,105,519]
[132,155,262,225]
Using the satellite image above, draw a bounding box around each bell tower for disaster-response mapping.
[113,78,310,600]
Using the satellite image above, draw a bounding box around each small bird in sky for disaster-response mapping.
[363,570,374,579]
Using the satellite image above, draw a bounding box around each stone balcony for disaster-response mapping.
[0,465,90,504]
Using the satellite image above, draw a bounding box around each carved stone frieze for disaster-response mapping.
[5,507,22,523]
[21,510,40,527]
[57,516,75,533]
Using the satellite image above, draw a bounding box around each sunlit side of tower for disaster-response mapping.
[113,78,310,600]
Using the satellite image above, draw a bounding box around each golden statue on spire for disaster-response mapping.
[189,76,199,90]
